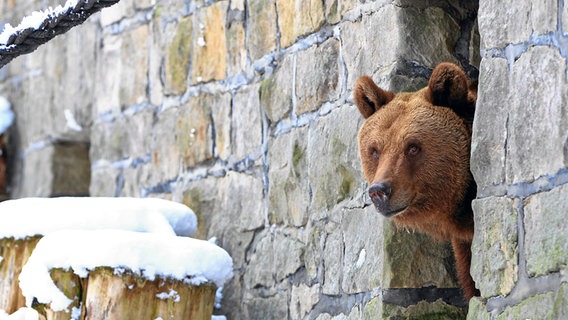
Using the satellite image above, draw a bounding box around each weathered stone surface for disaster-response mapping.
[276,0,325,48]
[471,58,509,190]
[383,222,459,289]
[151,107,184,181]
[397,6,460,67]
[322,223,343,295]
[231,84,262,160]
[324,0,357,25]
[507,47,568,184]
[247,0,277,61]
[471,197,518,298]
[295,39,341,115]
[210,93,232,160]
[267,126,309,226]
[478,0,557,49]
[341,5,399,88]
[226,17,247,76]
[177,97,213,168]
[290,283,320,319]
[91,109,154,162]
[524,184,568,277]
[260,54,294,123]
[192,1,228,83]
[89,167,121,197]
[99,0,135,26]
[164,17,192,95]
[341,206,385,294]
[465,297,491,320]
[382,299,467,320]
[307,105,364,214]
[244,291,288,320]
[495,291,556,320]
[244,231,304,288]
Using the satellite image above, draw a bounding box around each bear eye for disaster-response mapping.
[370,148,379,160]
[406,143,420,157]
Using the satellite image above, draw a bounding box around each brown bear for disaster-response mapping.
[353,62,479,300]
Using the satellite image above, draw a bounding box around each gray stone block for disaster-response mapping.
[524,184,568,277]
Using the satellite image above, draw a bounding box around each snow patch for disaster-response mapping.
[0,197,197,239]
[0,308,38,320]
[0,96,14,135]
[64,109,82,132]
[355,248,366,269]
[19,229,233,312]
[156,288,180,303]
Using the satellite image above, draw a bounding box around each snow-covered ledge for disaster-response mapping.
[0,197,233,320]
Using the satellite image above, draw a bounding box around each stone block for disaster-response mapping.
[244,291,289,320]
[260,54,294,123]
[382,222,459,289]
[397,6,460,67]
[177,97,213,168]
[91,109,154,163]
[100,0,135,26]
[89,167,121,197]
[341,207,385,294]
[232,84,262,160]
[192,1,228,83]
[246,0,277,61]
[295,39,341,115]
[210,93,232,160]
[479,0,557,49]
[226,17,247,76]
[524,184,568,277]
[465,297,491,320]
[307,104,365,214]
[341,5,399,89]
[507,47,568,184]
[381,299,467,320]
[471,197,518,298]
[290,283,320,319]
[322,224,343,295]
[95,25,150,112]
[182,172,263,266]
[276,0,325,48]
[164,17,192,95]
[151,107,184,182]
[267,126,309,226]
[244,231,304,288]
[324,0,357,25]
[495,291,555,320]
[471,58,509,190]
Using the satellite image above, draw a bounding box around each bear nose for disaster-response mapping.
[368,181,392,206]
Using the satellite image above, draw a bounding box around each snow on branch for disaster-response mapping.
[0,0,121,68]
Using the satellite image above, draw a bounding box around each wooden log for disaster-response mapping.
[34,267,216,320]
[0,237,41,313]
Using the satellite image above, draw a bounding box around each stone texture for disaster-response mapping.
[496,291,555,320]
[322,222,343,295]
[192,1,228,83]
[244,231,304,288]
[231,84,263,160]
[244,291,289,320]
[267,126,310,226]
[151,107,184,182]
[471,197,518,298]
[341,5,400,89]
[290,283,320,319]
[382,222,459,289]
[341,207,385,294]
[478,0,557,49]
[470,57,509,190]
[295,39,341,115]
[324,0,357,25]
[307,104,365,213]
[381,299,468,320]
[211,93,232,160]
[507,47,568,184]
[465,297,491,320]
[259,54,294,123]
[177,97,214,168]
[247,0,277,61]
[277,0,325,48]
[397,6,460,67]
[164,17,192,95]
[226,15,247,76]
[524,184,568,277]
[89,167,121,197]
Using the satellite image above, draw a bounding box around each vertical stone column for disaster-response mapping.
[469,0,568,318]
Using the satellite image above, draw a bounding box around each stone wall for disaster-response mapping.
[12,0,568,319]
[468,0,568,319]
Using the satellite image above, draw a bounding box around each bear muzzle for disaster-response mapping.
[368,181,407,217]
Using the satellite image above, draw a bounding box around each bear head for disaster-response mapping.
[354,62,476,241]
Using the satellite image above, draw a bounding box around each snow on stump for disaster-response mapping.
[0,197,209,316]
[20,230,233,320]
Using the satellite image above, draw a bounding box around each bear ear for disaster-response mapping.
[427,62,469,112]
[354,76,395,119]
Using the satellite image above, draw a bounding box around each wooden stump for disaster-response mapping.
[35,267,216,320]
[0,237,41,313]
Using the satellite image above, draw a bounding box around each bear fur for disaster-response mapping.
[353,62,479,299]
